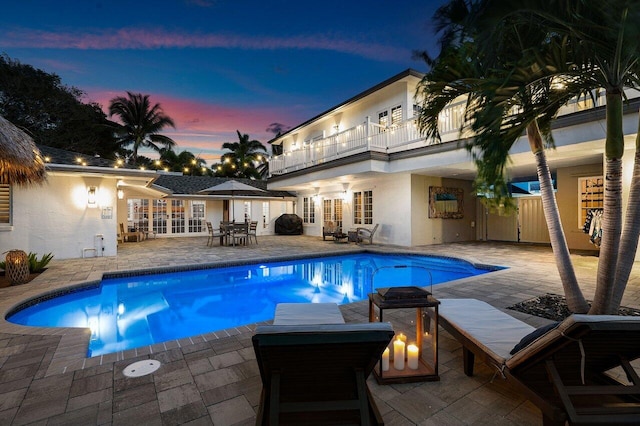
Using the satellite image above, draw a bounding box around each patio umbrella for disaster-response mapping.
[0,115,46,185]
[199,180,265,221]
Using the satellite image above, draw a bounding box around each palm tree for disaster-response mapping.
[485,0,640,314]
[416,0,591,312]
[159,148,208,175]
[219,130,268,179]
[108,92,176,165]
[418,0,640,314]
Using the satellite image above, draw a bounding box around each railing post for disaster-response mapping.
[366,116,371,150]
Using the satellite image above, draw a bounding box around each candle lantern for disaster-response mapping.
[4,250,30,285]
[368,285,439,384]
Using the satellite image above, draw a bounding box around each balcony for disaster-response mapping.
[268,91,616,177]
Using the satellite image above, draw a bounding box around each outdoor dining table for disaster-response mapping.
[220,221,249,246]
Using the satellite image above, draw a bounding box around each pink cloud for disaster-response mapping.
[3,27,410,62]
[87,89,302,163]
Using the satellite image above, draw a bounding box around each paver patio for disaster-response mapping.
[0,236,638,425]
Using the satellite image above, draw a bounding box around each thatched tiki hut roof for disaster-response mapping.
[0,115,46,185]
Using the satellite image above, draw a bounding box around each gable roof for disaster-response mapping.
[153,174,296,198]
[268,68,425,144]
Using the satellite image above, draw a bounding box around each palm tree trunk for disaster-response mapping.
[527,122,589,313]
[611,113,640,311]
[590,93,624,314]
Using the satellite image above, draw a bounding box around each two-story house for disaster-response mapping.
[267,69,640,251]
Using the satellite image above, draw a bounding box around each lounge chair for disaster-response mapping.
[438,298,640,425]
[356,223,379,245]
[253,303,394,425]
[322,221,340,241]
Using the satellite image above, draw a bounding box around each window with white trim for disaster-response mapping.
[391,105,402,125]
[243,201,251,221]
[153,199,168,234]
[353,190,373,225]
[171,200,185,234]
[262,202,269,229]
[323,198,342,229]
[0,184,11,226]
[189,201,205,232]
[378,110,388,127]
[303,197,315,224]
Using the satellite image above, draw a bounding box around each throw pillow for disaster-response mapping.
[510,322,559,355]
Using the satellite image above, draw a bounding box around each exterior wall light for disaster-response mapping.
[87,186,98,207]
[117,188,125,200]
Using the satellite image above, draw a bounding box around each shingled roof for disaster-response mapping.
[37,144,134,168]
[153,174,296,198]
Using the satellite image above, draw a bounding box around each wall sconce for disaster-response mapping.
[87,186,97,208]
[117,188,124,200]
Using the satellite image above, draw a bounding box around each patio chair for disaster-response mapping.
[248,220,258,244]
[119,223,143,242]
[322,221,340,241]
[205,221,225,247]
[356,223,379,245]
[253,303,394,425]
[438,298,640,425]
[230,222,249,246]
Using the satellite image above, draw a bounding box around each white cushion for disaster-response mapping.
[439,299,535,362]
[273,303,345,325]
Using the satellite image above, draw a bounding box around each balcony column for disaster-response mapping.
[366,116,371,150]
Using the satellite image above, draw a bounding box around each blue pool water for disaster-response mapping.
[7,253,502,356]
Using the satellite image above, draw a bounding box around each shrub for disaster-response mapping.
[28,252,54,273]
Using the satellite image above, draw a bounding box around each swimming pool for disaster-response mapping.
[7,253,503,357]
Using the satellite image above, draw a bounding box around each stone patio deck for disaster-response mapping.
[1,236,638,425]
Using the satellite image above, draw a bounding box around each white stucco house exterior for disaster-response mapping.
[266,69,640,253]
[1,146,296,260]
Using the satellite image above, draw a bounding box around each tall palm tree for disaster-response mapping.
[418,0,640,314]
[220,130,268,179]
[416,0,590,312]
[108,92,176,165]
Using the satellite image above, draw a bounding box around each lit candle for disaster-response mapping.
[393,338,405,370]
[407,344,419,370]
[381,347,390,371]
[398,333,407,343]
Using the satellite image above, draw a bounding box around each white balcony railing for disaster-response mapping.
[268,90,616,177]
[269,118,437,176]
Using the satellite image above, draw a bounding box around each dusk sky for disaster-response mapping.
[0,0,446,165]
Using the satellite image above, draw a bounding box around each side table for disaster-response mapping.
[369,287,440,384]
[333,233,349,243]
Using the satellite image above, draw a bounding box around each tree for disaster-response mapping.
[158,148,210,175]
[215,131,268,179]
[108,92,176,165]
[0,54,119,158]
[416,0,640,314]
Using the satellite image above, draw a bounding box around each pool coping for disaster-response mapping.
[0,247,507,377]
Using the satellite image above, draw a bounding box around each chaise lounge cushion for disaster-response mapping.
[273,302,345,325]
[439,298,535,365]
